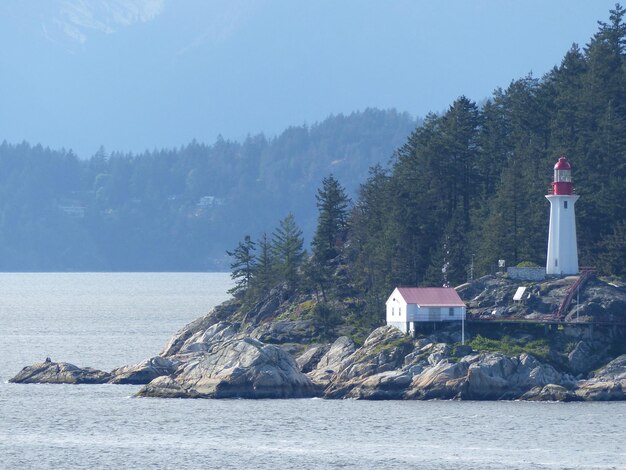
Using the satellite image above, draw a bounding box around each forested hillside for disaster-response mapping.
[0,109,416,270]
[345,6,626,311]
[226,6,626,327]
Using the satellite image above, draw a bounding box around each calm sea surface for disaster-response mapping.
[0,273,624,469]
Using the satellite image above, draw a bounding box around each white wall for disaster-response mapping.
[546,194,579,275]
[386,288,408,323]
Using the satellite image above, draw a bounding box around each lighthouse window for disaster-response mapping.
[564,201,568,209]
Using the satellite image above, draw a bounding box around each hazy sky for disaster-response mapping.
[0,0,620,158]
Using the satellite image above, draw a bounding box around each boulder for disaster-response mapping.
[109,356,177,385]
[9,360,111,384]
[138,337,318,399]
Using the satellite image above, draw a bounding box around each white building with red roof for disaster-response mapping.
[386,287,466,334]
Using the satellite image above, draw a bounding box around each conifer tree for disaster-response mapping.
[311,174,350,262]
[251,232,274,299]
[272,213,305,292]
[226,235,256,297]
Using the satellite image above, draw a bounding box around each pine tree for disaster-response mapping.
[272,213,305,292]
[226,235,256,297]
[250,232,274,300]
[311,174,350,263]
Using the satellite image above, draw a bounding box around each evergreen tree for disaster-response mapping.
[250,232,274,299]
[311,174,350,262]
[272,213,305,292]
[226,235,256,296]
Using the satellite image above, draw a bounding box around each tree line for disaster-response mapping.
[0,109,415,270]
[229,5,626,326]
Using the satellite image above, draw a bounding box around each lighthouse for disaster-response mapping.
[545,156,579,276]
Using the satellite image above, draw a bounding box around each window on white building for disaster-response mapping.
[449,307,454,316]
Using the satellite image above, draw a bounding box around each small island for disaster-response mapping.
[10,270,626,401]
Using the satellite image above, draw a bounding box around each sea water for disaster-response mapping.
[0,273,624,469]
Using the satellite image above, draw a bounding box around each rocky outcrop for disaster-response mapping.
[252,319,317,345]
[174,321,239,356]
[296,344,330,373]
[459,274,626,324]
[405,360,469,400]
[323,326,414,398]
[109,356,177,385]
[307,336,356,387]
[160,302,240,357]
[9,360,111,384]
[461,353,575,400]
[136,376,202,399]
[345,371,413,400]
[520,384,582,402]
[137,337,318,399]
[575,354,626,401]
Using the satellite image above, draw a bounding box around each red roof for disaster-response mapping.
[395,287,465,307]
[554,156,571,170]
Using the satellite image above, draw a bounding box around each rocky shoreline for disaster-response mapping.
[10,320,626,401]
[9,275,626,401]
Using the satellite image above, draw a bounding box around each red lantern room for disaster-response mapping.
[551,156,574,195]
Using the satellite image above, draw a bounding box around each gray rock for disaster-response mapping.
[324,326,413,398]
[345,371,413,400]
[574,354,626,401]
[138,337,318,399]
[575,381,625,401]
[160,302,239,357]
[9,360,111,384]
[405,360,469,400]
[567,341,597,375]
[589,354,626,381]
[176,321,238,355]
[296,344,330,373]
[521,384,582,402]
[427,343,451,365]
[109,356,177,384]
[462,352,574,400]
[252,319,316,344]
[307,336,356,386]
[135,376,202,399]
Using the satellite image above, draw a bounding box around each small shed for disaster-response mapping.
[386,287,466,334]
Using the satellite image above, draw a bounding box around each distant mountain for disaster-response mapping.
[0,108,417,271]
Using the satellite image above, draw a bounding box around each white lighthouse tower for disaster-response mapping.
[546,156,579,276]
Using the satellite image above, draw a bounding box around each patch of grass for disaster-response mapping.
[468,334,550,361]
[564,341,578,354]
[370,336,414,356]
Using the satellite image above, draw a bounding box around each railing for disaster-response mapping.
[554,268,594,321]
